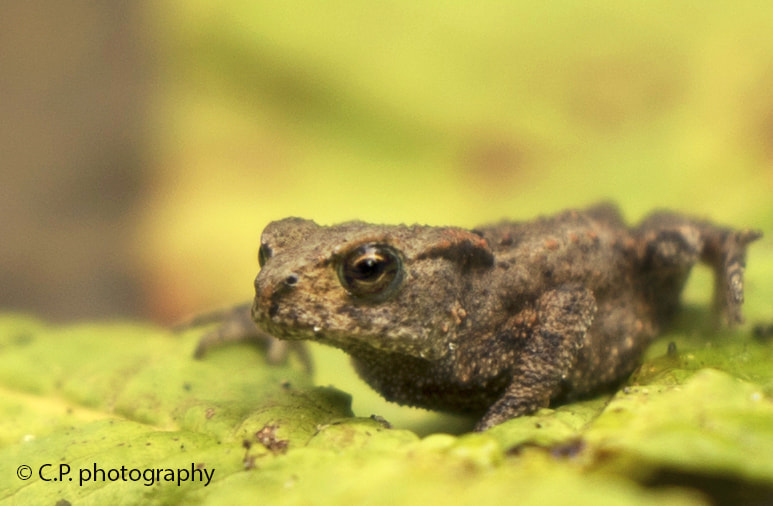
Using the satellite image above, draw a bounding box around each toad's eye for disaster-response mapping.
[258,244,272,268]
[337,244,403,300]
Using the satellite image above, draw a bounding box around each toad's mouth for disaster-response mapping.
[257,316,450,362]
[252,296,451,361]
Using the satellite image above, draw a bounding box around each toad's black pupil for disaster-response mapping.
[353,257,382,280]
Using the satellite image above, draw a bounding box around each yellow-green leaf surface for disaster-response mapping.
[2,306,773,505]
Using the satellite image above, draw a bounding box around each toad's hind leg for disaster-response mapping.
[636,212,761,326]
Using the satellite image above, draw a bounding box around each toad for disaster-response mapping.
[195,204,761,430]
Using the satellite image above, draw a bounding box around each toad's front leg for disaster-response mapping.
[178,302,313,373]
[475,286,597,431]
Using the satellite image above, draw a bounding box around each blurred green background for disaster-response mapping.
[1,1,771,428]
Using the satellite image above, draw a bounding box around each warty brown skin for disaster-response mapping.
[198,204,761,431]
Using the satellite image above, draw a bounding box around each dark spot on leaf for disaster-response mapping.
[243,454,257,470]
[369,414,392,429]
[550,439,585,459]
[255,424,289,455]
[505,442,540,456]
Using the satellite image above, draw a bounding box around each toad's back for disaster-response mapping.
[477,204,635,296]
[467,204,758,404]
[468,205,656,397]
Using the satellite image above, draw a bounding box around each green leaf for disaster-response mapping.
[2,311,773,505]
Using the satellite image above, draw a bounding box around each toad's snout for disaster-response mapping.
[252,269,303,321]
